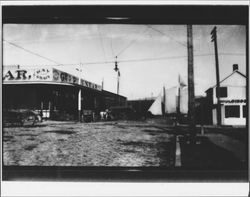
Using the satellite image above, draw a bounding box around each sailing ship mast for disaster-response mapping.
[162,86,166,116]
[148,75,187,117]
[177,75,181,122]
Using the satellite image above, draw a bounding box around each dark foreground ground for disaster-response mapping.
[3,120,176,167]
[176,125,248,170]
[3,119,247,181]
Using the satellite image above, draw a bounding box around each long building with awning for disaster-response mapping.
[2,66,127,121]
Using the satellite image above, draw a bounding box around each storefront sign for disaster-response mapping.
[81,79,102,91]
[34,68,52,80]
[3,68,53,82]
[3,69,33,81]
[53,68,79,85]
[3,67,101,91]
[221,99,246,103]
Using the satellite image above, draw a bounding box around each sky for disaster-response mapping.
[3,24,246,99]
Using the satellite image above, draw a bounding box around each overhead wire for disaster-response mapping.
[3,39,62,65]
[3,30,245,68]
[110,32,115,58]
[147,25,187,48]
[116,26,149,57]
[4,52,245,68]
[98,25,107,62]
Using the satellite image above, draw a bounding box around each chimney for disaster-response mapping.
[233,64,238,72]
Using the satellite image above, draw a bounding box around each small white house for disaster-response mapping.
[206,64,246,126]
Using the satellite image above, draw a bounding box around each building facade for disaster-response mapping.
[3,66,127,121]
[205,65,246,126]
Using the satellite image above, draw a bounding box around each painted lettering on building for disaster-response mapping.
[221,99,246,103]
[3,70,32,81]
[3,67,101,91]
[3,68,53,82]
[35,68,51,80]
[52,68,79,85]
[80,79,102,91]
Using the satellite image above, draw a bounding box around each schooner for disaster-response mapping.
[148,75,188,123]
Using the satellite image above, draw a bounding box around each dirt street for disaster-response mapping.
[3,120,176,167]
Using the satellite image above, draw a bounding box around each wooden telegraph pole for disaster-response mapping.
[117,70,120,95]
[187,25,196,141]
[78,89,81,122]
[114,56,120,105]
[211,26,221,126]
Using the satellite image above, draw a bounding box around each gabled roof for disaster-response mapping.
[206,70,246,92]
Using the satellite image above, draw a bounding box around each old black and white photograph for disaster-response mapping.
[1,4,249,196]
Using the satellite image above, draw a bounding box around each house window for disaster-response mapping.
[216,87,227,98]
[243,105,247,118]
[225,105,240,118]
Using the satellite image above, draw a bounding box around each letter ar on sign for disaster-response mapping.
[3,70,31,80]
[3,71,14,80]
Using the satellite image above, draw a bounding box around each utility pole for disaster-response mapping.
[114,56,120,105]
[187,25,196,141]
[102,78,104,90]
[78,89,82,122]
[211,26,221,126]
[117,70,120,95]
[114,56,119,94]
[77,66,83,122]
